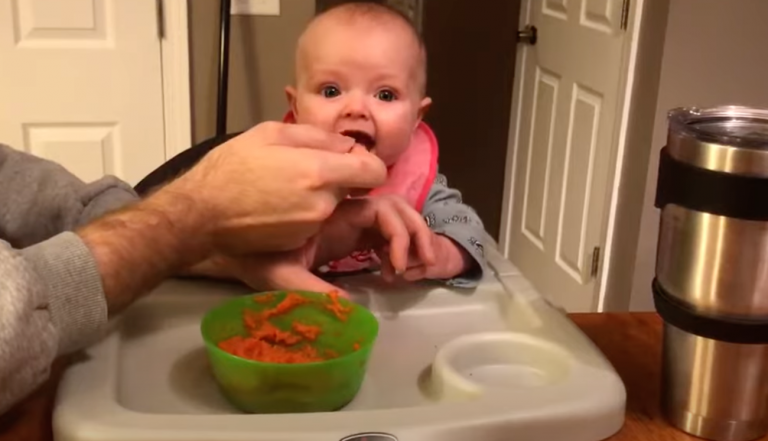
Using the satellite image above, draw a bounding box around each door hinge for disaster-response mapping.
[620,0,630,31]
[156,0,165,39]
[590,246,601,278]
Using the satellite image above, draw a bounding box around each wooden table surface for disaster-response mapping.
[0,312,746,441]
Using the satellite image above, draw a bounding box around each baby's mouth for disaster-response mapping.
[341,130,376,151]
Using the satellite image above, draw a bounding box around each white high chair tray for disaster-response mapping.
[53,245,626,441]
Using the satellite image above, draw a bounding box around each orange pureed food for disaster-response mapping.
[217,291,355,364]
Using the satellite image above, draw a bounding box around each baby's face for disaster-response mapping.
[286,21,430,166]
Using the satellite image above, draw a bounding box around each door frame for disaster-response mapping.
[596,0,670,311]
[498,0,670,311]
[160,0,192,159]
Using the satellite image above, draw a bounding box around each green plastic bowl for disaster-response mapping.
[200,290,379,414]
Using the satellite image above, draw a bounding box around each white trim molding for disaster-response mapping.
[595,0,645,312]
[160,0,192,159]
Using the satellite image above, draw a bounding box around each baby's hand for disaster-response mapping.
[380,232,472,283]
[360,194,471,283]
[309,193,438,276]
[357,194,437,274]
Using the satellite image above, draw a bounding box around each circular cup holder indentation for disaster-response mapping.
[431,332,572,402]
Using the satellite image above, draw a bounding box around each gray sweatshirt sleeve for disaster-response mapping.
[1,233,106,415]
[421,172,488,287]
[0,143,139,248]
[0,144,139,414]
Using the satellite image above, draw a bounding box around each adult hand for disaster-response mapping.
[188,240,340,296]
[78,121,386,315]
[163,121,388,254]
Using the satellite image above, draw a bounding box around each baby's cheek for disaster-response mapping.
[297,115,334,132]
[295,101,330,126]
[376,144,408,166]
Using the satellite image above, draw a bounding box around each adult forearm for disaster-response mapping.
[0,189,208,415]
[77,187,210,316]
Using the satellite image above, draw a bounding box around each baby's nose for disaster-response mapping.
[342,97,370,119]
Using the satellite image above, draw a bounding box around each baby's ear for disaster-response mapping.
[416,96,432,126]
[285,86,298,116]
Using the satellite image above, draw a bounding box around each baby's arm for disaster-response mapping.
[421,173,487,287]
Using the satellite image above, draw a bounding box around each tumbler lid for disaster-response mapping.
[667,105,768,176]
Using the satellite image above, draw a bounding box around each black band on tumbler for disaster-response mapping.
[653,279,768,344]
[654,147,768,221]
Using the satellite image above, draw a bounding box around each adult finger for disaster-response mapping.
[261,261,350,298]
[252,122,356,153]
[212,222,320,255]
[347,144,374,156]
[313,149,388,190]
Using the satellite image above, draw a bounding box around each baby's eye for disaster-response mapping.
[321,86,341,98]
[376,89,397,102]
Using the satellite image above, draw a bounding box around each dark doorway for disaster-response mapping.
[315,0,522,240]
[420,1,520,240]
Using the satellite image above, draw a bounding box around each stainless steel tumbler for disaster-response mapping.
[653,105,768,441]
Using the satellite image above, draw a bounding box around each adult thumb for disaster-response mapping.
[267,263,350,298]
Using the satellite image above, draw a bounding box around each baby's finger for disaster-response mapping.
[378,252,397,283]
[403,264,429,282]
[376,205,411,274]
[393,200,436,266]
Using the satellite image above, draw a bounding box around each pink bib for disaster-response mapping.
[282,111,439,273]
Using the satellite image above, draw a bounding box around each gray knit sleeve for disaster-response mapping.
[421,173,488,287]
[0,232,107,415]
[0,143,138,248]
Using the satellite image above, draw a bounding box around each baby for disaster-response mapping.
[284,2,487,287]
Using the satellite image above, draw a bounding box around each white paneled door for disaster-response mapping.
[0,0,166,186]
[502,0,628,312]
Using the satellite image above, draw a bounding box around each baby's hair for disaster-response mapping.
[315,2,424,45]
[312,1,428,95]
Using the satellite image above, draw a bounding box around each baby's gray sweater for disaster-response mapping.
[0,143,138,415]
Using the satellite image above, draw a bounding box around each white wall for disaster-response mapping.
[628,0,768,310]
